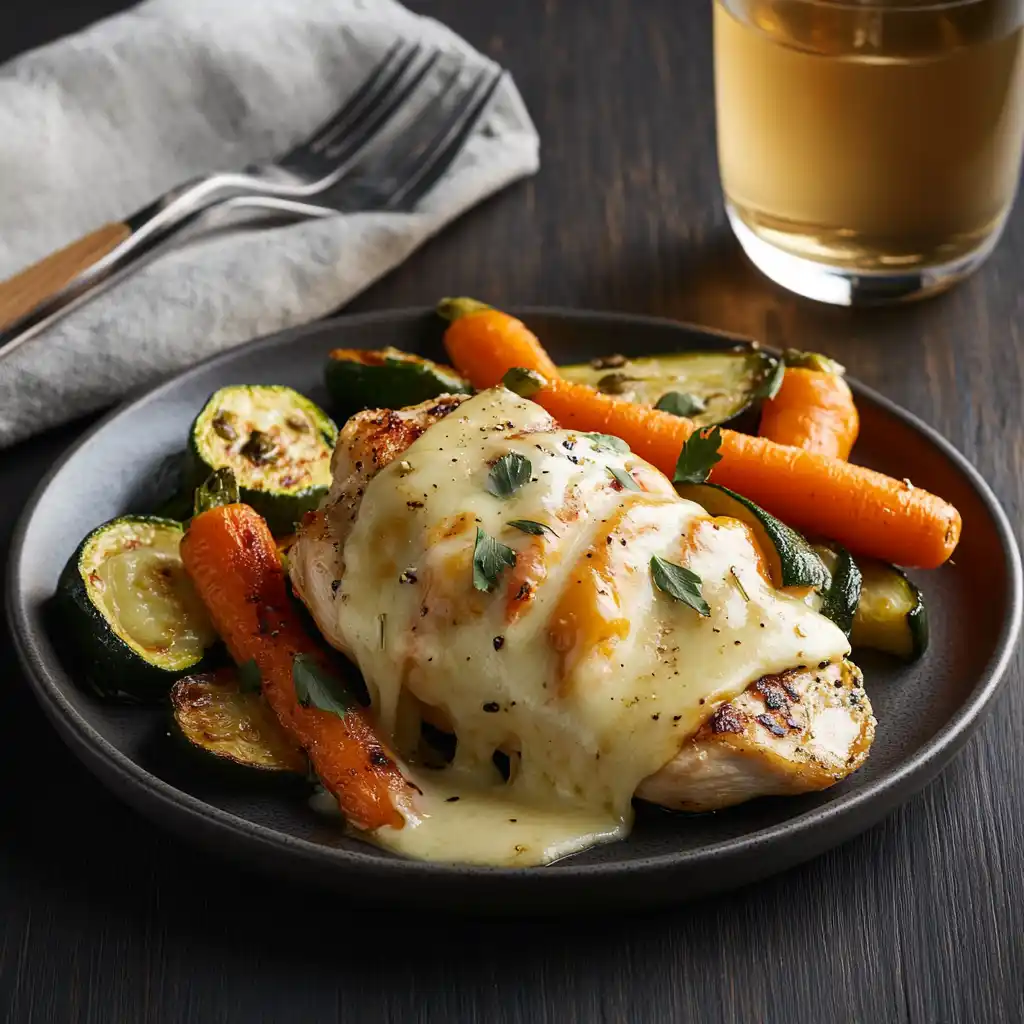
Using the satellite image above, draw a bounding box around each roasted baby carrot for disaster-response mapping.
[439,300,961,569]
[180,503,411,831]
[759,359,859,460]
[438,297,560,385]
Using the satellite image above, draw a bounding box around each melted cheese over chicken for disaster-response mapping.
[291,388,851,865]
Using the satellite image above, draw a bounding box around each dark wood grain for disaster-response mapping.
[2,2,1024,1022]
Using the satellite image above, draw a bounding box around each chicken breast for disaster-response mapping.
[289,394,469,648]
[289,389,872,863]
[636,659,874,812]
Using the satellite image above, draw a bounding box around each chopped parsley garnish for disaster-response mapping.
[237,658,262,693]
[472,528,518,592]
[729,566,750,602]
[507,519,559,538]
[486,453,532,498]
[673,426,723,484]
[654,391,706,418]
[292,654,352,719]
[609,466,641,491]
[583,432,630,454]
[650,555,710,616]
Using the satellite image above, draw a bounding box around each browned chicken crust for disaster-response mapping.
[637,660,875,812]
[299,395,468,555]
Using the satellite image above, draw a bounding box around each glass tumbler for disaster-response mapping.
[714,0,1024,304]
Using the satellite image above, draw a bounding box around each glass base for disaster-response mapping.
[725,202,1003,306]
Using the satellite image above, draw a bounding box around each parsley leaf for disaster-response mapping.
[583,432,630,454]
[486,453,532,498]
[609,466,641,491]
[754,358,785,401]
[650,556,710,616]
[654,391,706,418]
[673,426,723,484]
[292,654,353,720]
[237,659,262,694]
[473,528,517,591]
[507,519,559,538]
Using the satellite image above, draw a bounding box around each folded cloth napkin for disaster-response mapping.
[0,0,539,449]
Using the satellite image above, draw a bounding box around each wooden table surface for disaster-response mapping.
[2,3,1023,1022]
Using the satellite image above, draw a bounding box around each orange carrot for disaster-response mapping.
[440,301,961,569]
[438,298,560,386]
[181,503,412,831]
[759,365,859,459]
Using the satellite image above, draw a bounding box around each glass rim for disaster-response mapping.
[765,0,989,8]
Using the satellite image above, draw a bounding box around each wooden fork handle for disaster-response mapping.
[0,222,131,332]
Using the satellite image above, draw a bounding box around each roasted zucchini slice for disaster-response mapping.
[325,348,473,419]
[810,543,862,636]
[851,560,929,660]
[187,386,337,535]
[676,483,830,593]
[170,669,306,775]
[560,349,782,428]
[55,516,218,701]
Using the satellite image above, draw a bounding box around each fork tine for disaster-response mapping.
[387,68,504,210]
[320,48,445,164]
[290,40,418,156]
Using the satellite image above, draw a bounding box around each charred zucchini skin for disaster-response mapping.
[325,348,472,420]
[851,561,929,660]
[813,544,863,637]
[55,516,213,703]
[325,346,779,432]
[186,386,337,536]
[560,349,782,429]
[169,671,307,779]
[676,483,830,593]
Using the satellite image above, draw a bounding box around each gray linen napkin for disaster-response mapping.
[0,0,539,448]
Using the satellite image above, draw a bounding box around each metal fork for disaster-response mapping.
[0,40,445,358]
[172,65,503,230]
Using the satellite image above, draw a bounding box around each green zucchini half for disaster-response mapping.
[560,349,782,428]
[325,348,473,420]
[55,516,218,701]
[676,483,830,593]
[170,670,307,775]
[851,560,929,661]
[187,386,337,536]
[810,543,863,636]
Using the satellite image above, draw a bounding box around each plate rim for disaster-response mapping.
[8,306,1022,887]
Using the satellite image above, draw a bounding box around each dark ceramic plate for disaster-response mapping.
[8,309,1021,912]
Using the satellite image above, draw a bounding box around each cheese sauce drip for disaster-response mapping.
[321,389,849,866]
